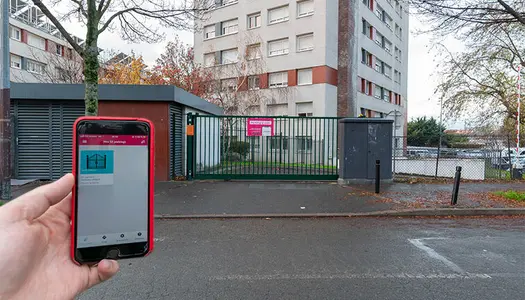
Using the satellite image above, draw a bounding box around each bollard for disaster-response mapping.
[375,160,380,194]
[451,166,462,205]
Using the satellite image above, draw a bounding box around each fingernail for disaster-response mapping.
[100,259,113,269]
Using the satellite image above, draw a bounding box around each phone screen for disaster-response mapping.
[74,120,151,262]
[76,133,148,248]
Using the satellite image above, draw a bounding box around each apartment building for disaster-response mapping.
[9,0,84,83]
[193,0,409,138]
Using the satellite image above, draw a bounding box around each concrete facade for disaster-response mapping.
[9,0,83,83]
[193,0,408,138]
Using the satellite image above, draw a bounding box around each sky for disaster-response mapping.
[61,10,465,129]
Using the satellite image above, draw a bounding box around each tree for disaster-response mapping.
[31,0,213,115]
[407,117,446,147]
[409,0,525,34]
[99,54,155,84]
[407,1,525,129]
[152,36,212,98]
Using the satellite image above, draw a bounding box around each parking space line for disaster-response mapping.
[408,238,465,274]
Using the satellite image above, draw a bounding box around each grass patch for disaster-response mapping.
[493,190,525,202]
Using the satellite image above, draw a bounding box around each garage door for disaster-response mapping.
[13,100,84,180]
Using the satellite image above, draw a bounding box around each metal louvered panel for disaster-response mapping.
[16,101,52,179]
[51,103,64,180]
[58,102,84,178]
[14,100,84,180]
[10,101,16,178]
[170,104,183,178]
[50,102,84,179]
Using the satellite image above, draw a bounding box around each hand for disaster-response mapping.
[0,174,119,300]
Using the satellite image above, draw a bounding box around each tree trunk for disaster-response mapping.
[83,0,99,116]
[84,47,99,116]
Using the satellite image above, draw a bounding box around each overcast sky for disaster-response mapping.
[62,12,464,129]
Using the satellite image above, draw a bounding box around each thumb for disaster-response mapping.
[86,259,120,289]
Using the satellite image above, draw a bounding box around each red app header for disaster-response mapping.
[79,134,148,146]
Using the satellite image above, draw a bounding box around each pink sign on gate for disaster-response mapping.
[246,118,275,137]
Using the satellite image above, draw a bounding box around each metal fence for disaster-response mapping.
[187,114,341,180]
[393,135,525,180]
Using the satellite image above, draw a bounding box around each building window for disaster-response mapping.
[361,48,373,66]
[297,33,314,52]
[220,48,238,64]
[384,13,393,30]
[268,5,289,24]
[395,24,402,39]
[297,0,314,17]
[248,13,261,29]
[27,33,45,50]
[221,19,238,35]
[375,4,383,20]
[362,19,372,38]
[215,0,238,8]
[248,76,260,90]
[374,85,382,99]
[204,25,215,39]
[374,30,383,46]
[374,58,383,73]
[383,63,392,78]
[297,68,313,85]
[298,112,313,117]
[10,54,21,69]
[394,70,401,83]
[362,0,372,10]
[268,38,289,56]
[297,136,313,151]
[269,136,288,150]
[9,26,21,41]
[56,44,63,56]
[27,59,45,74]
[221,78,237,92]
[246,44,261,60]
[383,89,390,102]
[395,47,402,62]
[269,71,288,88]
[384,38,392,53]
[204,53,215,67]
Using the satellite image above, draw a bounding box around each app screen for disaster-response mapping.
[76,134,148,248]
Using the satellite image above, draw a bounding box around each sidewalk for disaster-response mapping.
[154,180,525,217]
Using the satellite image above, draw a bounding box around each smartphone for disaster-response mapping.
[71,117,155,264]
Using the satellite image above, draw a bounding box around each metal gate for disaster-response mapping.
[12,100,84,180]
[187,114,340,180]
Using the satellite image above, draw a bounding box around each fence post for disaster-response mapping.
[186,113,195,180]
[451,166,462,205]
[375,160,380,194]
[507,134,513,179]
[499,151,502,179]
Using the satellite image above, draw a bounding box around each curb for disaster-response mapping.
[154,208,525,219]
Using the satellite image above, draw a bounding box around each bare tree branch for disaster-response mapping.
[31,0,84,55]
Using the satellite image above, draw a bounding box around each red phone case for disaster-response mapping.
[71,116,155,265]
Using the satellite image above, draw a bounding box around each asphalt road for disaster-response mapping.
[79,217,525,300]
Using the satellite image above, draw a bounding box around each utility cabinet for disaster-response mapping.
[339,118,393,181]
